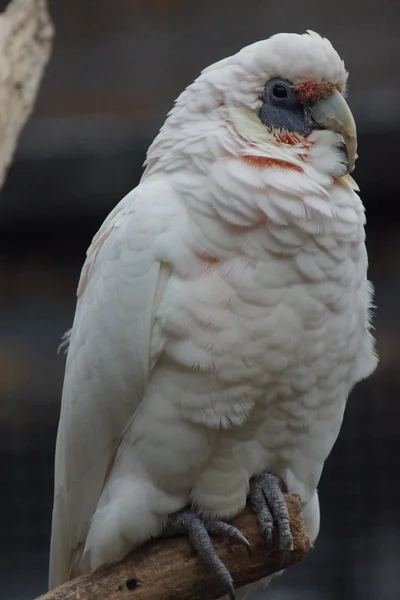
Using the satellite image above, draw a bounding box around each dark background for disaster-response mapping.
[1,1,399,599]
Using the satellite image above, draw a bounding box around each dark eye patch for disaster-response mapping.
[259,77,316,136]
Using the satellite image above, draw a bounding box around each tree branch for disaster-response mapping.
[37,494,310,600]
[0,0,53,190]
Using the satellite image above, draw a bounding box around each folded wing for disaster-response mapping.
[49,183,170,588]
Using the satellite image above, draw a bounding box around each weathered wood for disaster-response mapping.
[38,495,310,600]
[0,0,53,190]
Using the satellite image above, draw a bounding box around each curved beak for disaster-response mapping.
[312,90,357,174]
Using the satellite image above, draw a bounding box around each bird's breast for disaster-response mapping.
[156,239,370,423]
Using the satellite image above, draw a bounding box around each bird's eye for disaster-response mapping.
[259,78,310,135]
[263,79,296,106]
[272,84,288,99]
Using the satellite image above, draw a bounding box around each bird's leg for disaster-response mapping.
[164,507,251,600]
[248,471,293,552]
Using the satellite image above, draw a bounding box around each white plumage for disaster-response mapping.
[49,31,377,597]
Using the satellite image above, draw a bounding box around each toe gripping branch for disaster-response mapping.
[163,472,304,599]
[165,509,252,600]
[37,479,311,600]
[249,472,294,553]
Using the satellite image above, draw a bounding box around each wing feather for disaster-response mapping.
[49,183,172,588]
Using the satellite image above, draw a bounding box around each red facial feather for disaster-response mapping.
[275,132,303,145]
[242,155,303,172]
[294,81,341,103]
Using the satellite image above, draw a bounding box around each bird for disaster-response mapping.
[49,30,378,599]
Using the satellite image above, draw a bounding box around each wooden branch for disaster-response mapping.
[0,0,53,190]
[37,494,310,600]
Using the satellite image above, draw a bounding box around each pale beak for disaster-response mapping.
[312,89,357,174]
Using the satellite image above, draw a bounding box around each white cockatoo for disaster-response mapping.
[49,30,378,599]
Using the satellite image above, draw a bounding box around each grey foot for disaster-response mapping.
[165,507,251,600]
[249,471,293,552]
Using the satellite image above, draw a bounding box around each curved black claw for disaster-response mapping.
[249,472,293,552]
[165,508,251,600]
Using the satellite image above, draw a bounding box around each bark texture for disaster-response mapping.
[0,0,53,189]
[37,495,310,600]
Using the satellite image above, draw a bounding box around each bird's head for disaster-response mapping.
[143,32,365,249]
[209,30,356,175]
[148,31,357,185]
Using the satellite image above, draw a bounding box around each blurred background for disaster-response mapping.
[0,1,399,599]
